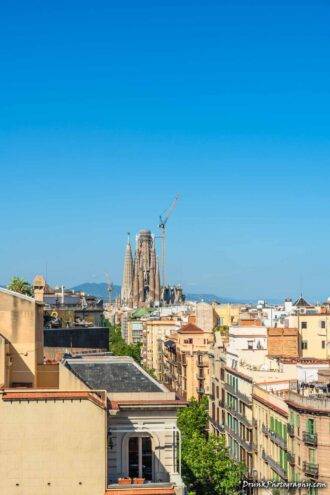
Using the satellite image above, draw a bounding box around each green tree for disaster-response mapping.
[7,276,33,296]
[178,398,245,495]
[105,320,142,365]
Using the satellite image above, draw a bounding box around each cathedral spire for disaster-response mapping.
[121,232,134,307]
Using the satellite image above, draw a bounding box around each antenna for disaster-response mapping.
[158,194,179,287]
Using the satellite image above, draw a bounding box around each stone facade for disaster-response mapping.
[121,230,160,308]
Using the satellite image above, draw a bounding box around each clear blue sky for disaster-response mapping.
[1,0,330,301]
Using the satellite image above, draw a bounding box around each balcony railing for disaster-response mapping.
[224,425,254,453]
[303,462,319,478]
[197,361,207,367]
[303,432,318,446]
[287,452,295,466]
[224,383,252,405]
[262,450,288,481]
[262,424,287,450]
[226,404,253,429]
[287,423,294,437]
[209,417,225,432]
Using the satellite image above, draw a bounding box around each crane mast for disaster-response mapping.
[158,194,179,288]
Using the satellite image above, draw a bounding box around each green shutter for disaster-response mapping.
[307,418,315,434]
[283,424,287,440]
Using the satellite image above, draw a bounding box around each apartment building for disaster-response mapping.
[286,391,330,493]
[253,386,290,483]
[286,314,329,360]
[214,303,241,327]
[143,319,182,377]
[162,323,213,400]
[209,349,254,476]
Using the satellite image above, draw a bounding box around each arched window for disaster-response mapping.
[128,436,152,480]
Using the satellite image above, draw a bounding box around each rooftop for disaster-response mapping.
[64,355,165,393]
[178,323,204,334]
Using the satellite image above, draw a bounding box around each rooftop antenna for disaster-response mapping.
[158,194,179,287]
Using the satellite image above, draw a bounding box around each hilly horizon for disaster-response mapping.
[71,282,255,304]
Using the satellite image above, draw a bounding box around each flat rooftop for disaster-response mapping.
[64,355,165,393]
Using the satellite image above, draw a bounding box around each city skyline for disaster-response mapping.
[1,1,330,300]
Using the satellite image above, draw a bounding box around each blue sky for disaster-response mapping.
[1,0,330,301]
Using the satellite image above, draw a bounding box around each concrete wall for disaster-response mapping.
[58,362,90,391]
[36,364,59,388]
[0,395,107,495]
[0,288,43,387]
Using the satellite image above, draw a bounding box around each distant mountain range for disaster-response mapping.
[71,282,247,304]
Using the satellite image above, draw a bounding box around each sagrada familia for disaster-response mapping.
[121,229,184,308]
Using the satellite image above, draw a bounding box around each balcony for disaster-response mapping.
[106,482,176,495]
[224,425,254,453]
[288,423,294,437]
[262,424,287,450]
[262,450,288,481]
[224,383,252,405]
[197,387,205,394]
[209,417,225,432]
[226,405,253,429]
[287,452,295,466]
[197,361,207,368]
[303,462,319,478]
[303,432,318,446]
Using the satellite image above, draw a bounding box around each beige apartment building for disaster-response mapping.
[0,287,185,495]
[162,323,213,400]
[209,349,254,476]
[253,385,290,484]
[287,314,329,360]
[195,302,241,330]
[214,303,241,327]
[252,386,330,494]
[142,319,182,377]
[286,391,330,493]
[209,323,330,493]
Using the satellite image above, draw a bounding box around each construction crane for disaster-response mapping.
[158,194,179,287]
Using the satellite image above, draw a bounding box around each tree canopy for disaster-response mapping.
[7,276,33,296]
[178,398,245,495]
[105,320,142,364]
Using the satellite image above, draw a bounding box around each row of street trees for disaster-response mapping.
[178,397,245,495]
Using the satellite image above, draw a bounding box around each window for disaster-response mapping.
[307,418,315,434]
[320,320,326,329]
[309,448,316,464]
[322,341,325,349]
[128,436,152,480]
[247,340,253,350]
[301,340,308,350]
[301,322,307,329]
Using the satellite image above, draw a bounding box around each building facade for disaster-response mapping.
[162,323,213,400]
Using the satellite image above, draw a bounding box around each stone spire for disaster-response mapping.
[121,233,134,307]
